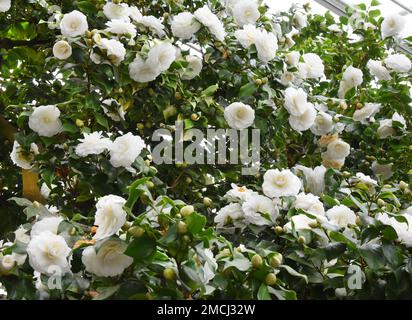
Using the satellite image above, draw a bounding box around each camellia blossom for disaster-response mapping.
[194,5,226,41]
[381,13,406,38]
[310,111,333,136]
[181,55,203,80]
[214,203,244,227]
[254,29,278,63]
[377,112,406,139]
[384,54,411,73]
[285,51,300,67]
[366,59,391,81]
[342,65,363,88]
[294,193,325,217]
[105,19,137,38]
[10,141,39,170]
[171,12,201,39]
[30,217,63,238]
[109,132,146,170]
[325,139,351,160]
[0,0,11,12]
[28,105,62,137]
[284,87,310,116]
[242,195,279,226]
[231,0,260,27]
[234,24,260,48]
[82,240,133,277]
[262,169,302,198]
[284,214,317,232]
[146,42,176,72]
[224,184,258,202]
[60,10,88,38]
[26,231,71,275]
[129,55,160,83]
[294,165,326,196]
[288,103,316,132]
[352,103,381,124]
[224,102,255,129]
[53,40,72,60]
[100,38,126,66]
[298,53,324,79]
[293,12,307,29]
[326,205,356,228]
[75,131,112,157]
[103,2,130,21]
[138,16,165,37]
[93,195,127,240]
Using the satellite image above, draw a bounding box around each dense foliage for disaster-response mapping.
[1,0,412,299]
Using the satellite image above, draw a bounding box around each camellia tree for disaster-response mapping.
[1,0,412,300]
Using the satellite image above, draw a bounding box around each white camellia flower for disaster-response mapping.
[171,12,201,39]
[31,217,64,238]
[234,24,260,48]
[352,103,381,124]
[294,193,325,217]
[366,60,391,80]
[381,13,405,38]
[384,54,411,73]
[298,53,325,79]
[294,165,326,196]
[377,112,406,139]
[214,203,244,227]
[342,65,363,88]
[284,214,316,232]
[242,195,279,226]
[231,0,260,27]
[147,42,176,72]
[254,29,278,63]
[285,51,300,67]
[181,55,203,80]
[326,205,356,228]
[129,55,160,83]
[325,138,350,160]
[103,2,129,21]
[377,212,412,247]
[0,254,16,274]
[289,103,316,132]
[29,105,62,137]
[100,38,126,66]
[224,183,258,202]
[10,141,39,170]
[93,195,127,240]
[352,172,378,187]
[280,71,295,86]
[40,182,52,199]
[128,6,142,21]
[27,231,71,275]
[60,10,88,38]
[82,240,133,277]
[310,111,333,136]
[106,19,137,38]
[109,132,146,170]
[75,132,112,157]
[139,16,165,37]
[14,226,30,244]
[262,169,302,198]
[0,0,11,12]
[293,12,307,29]
[52,40,72,60]
[284,87,309,116]
[224,102,255,129]
[194,5,226,41]
[372,161,393,180]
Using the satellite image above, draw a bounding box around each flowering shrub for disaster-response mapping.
[1,0,412,300]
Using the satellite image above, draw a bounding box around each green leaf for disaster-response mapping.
[95,113,109,130]
[257,284,271,300]
[280,265,308,283]
[8,197,32,207]
[62,123,78,134]
[186,212,206,235]
[125,235,156,261]
[239,82,258,98]
[201,84,218,97]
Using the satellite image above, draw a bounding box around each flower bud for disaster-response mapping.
[163,268,175,280]
[190,113,199,121]
[136,122,145,130]
[75,119,84,127]
[177,221,188,235]
[265,273,277,286]
[342,171,351,178]
[309,221,318,228]
[146,181,155,189]
[269,253,283,268]
[251,254,263,268]
[377,199,386,207]
[203,197,213,207]
[174,92,182,100]
[400,181,408,190]
[274,226,284,235]
[297,236,306,245]
[128,226,145,238]
[180,205,194,217]
[355,216,362,227]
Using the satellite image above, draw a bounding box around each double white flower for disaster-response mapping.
[283,87,316,132]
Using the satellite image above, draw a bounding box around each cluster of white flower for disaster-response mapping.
[75,131,146,173]
[320,135,351,169]
[377,112,406,139]
[338,65,363,99]
[367,53,411,81]
[283,87,316,132]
